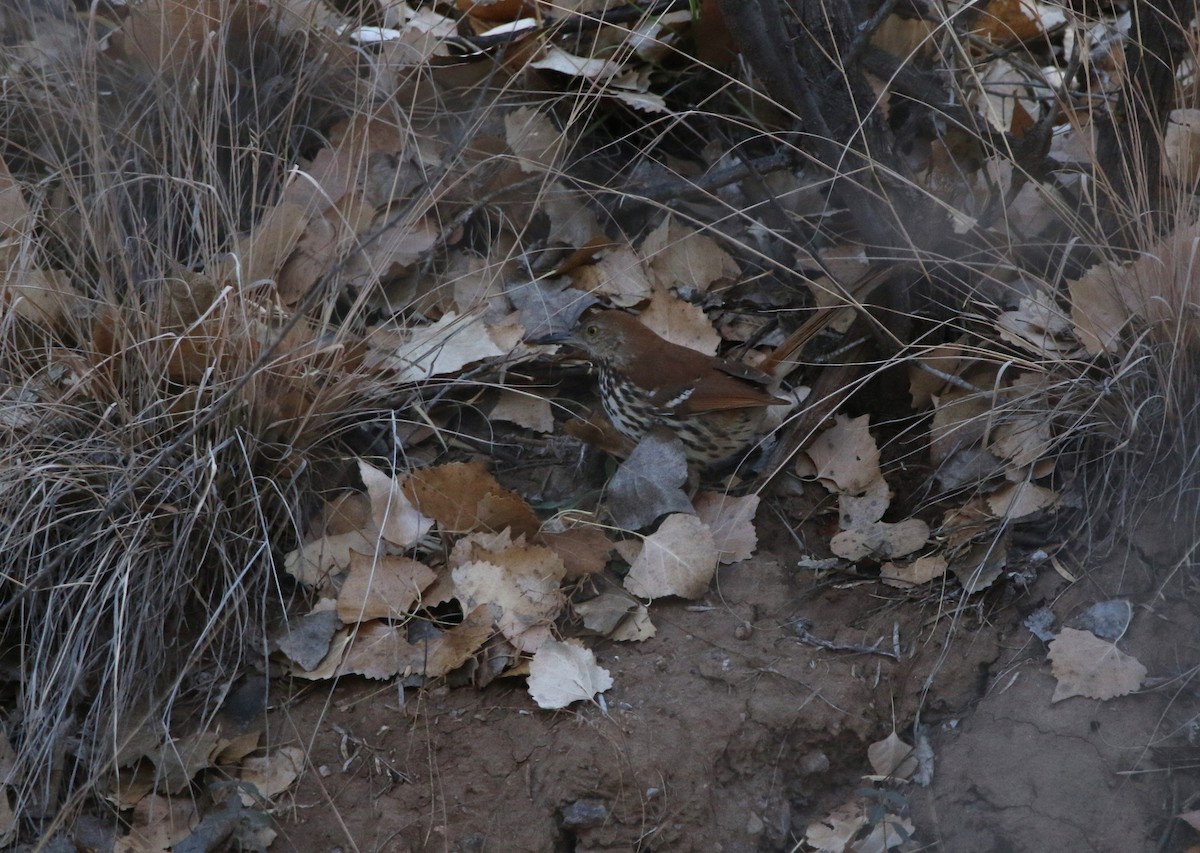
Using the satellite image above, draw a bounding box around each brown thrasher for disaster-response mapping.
[555,311,787,466]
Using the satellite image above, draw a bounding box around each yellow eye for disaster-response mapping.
[585,325,599,337]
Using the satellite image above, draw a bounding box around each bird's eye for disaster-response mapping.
[585,325,599,337]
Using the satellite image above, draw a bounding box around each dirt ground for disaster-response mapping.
[259,514,1200,852]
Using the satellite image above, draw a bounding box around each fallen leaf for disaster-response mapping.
[150,731,221,795]
[569,244,652,306]
[608,430,693,530]
[527,640,613,709]
[237,746,305,806]
[540,525,614,578]
[867,732,917,779]
[337,552,437,622]
[114,794,197,853]
[830,519,929,562]
[276,607,341,672]
[360,460,435,547]
[694,492,760,564]
[504,106,566,173]
[573,592,637,634]
[373,311,507,382]
[880,555,948,588]
[640,215,740,294]
[452,531,566,652]
[623,514,719,600]
[610,604,656,641]
[491,389,554,433]
[404,461,539,537]
[638,286,721,354]
[986,481,1058,519]
[1049,627,1147,702]
[804,414,882,494]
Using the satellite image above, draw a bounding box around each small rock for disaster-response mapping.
[561,798,610,829]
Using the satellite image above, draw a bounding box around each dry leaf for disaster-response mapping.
[114,794,197,853]
[987,481,1058,519]
[623,514,718,600]
[569,245,652,306]
[693,492,760,564]
[540,525,614,578]
[491,389,554,433]
[504,107,565,173]
[150,731,221,795]
[374,311,507,382]
[610,604,656,642]
[1067,262,1130,354]
[404,461,539,537]
[360,460,435,547]
[880,555,948,588]
[867,732,917,779]
[527,640,613,709]
[830,519,929,562]
[573,592,638,634]
[1048,627,1147,703]
[608,430,693,530]
[237,746,305,806]
[804,414,882,494]
[640,215,740,294]
[336,552,437,622]
[638,286,721,354]
[452,531,566,653]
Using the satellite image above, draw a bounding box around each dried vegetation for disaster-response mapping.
[0,0,1197,847]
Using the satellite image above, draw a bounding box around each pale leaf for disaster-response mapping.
[1049,627,1147,703]
[694,492,760,564]
[527,640,613,709]
[623,514,718,600]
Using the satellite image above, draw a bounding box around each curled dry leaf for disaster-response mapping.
[360,460,435,547]
[623,513,718,600]
[527,640,613,710]
[1048,627,1147,703]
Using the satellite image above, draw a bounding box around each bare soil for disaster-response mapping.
[257,519,1199,853]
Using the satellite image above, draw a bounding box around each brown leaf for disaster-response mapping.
[337,553,437,622]
[1049,627,1147,703]
[404,461,538,536]
[540,526,614,578]
[804,414,882,494]
[638,285,720,354]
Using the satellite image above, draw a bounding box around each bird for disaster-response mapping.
[552,310,787,466]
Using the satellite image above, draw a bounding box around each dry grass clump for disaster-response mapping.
[0,0,397,833]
